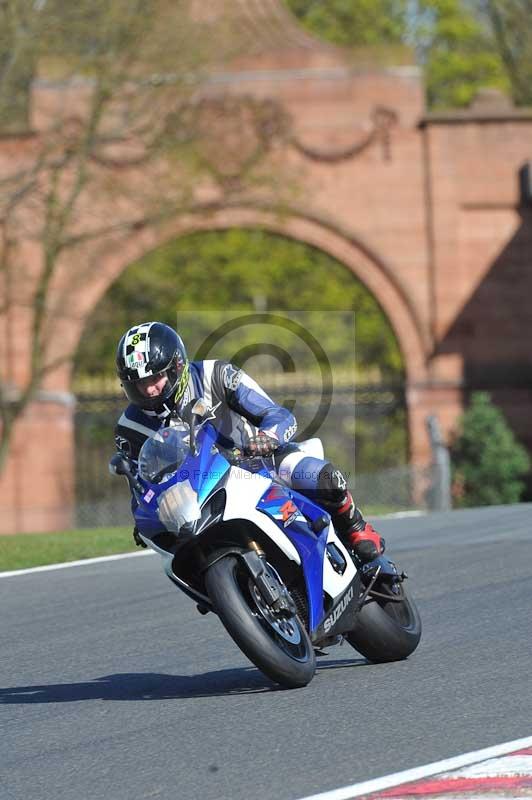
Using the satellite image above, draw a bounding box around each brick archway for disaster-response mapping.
[67,206,428,388]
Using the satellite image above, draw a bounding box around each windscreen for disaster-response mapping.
[138,425,190,484]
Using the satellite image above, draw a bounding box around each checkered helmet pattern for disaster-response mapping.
[122,322,155,379]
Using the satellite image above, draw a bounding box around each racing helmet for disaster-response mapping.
[116,322,189,413]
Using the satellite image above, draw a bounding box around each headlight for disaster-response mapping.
[158,480,201,534]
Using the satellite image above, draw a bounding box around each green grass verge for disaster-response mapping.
[0,527,136,572]
[0,506,417,573]
[364,505,414,517]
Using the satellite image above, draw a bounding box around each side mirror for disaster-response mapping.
[181,397,208,424]
[109,452,144,495]
[179,397,209,456]
[191,398,209,417]
[109,453,129,476]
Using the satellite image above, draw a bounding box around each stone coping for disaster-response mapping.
[421,108,532,125]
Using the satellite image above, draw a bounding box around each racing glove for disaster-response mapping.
[133,526,147,548]
[244,431,279,457]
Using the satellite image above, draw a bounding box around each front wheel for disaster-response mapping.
[205,555,316,689]
[347,582,421,663]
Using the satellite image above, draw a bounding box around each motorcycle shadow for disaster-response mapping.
[316,656,369,671]
[0,658,372,705]
[0,667,284,704]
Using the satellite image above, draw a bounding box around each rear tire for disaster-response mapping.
[347,583,421,662]
[205,555,316,689]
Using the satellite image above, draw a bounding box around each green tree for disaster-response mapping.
[285,0,508,108]
[450,392,530,507]
[480,0,532,105]
[285,0,407,47]
[0,0,36,129]
[416,0,507,108]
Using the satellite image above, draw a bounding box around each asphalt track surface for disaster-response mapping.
[1,504,531,800]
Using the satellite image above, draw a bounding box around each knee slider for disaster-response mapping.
[317,463,348,504]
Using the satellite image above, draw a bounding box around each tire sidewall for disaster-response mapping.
[347,585,422,663]
[205,555,316,688]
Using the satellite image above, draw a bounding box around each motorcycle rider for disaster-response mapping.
[114,321,384,564]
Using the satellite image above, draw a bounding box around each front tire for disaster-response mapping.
[347,583,421,663]
[205,555,316,689]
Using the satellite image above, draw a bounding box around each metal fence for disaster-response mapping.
[354,463,448,515]
[74,463,448,529]
[73,382,445,529]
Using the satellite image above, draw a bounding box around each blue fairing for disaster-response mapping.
[258,486,329,632]
[134,479,172,536]
[190,425,231,503]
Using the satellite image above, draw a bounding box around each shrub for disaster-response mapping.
[450,392,530,507]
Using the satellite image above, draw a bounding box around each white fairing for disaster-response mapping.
[297,438,325,459]
[139,533,174,571]
[223,466,301,564]
[322,524,357,601]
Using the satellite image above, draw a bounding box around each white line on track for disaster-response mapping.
[378,510,426,519]
[294,735,532,800]
[0,549,154,579]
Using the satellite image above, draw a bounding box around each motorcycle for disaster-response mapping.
[110,399,421,689]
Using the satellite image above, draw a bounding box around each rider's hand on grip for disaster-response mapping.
[244,431,279,457]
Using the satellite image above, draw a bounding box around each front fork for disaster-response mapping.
[242,540,296,619]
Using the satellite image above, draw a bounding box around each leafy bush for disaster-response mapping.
[450,392,530,507]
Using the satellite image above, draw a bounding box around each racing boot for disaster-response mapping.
[331,492,385,563]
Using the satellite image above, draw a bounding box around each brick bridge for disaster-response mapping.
[1,1,531,532]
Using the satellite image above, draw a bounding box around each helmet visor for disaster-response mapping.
[121,362,182,412]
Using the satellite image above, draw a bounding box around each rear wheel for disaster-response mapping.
[347,583,421,662]
[205,555,316,688]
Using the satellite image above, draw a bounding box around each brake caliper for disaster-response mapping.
[241,551,296,619]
